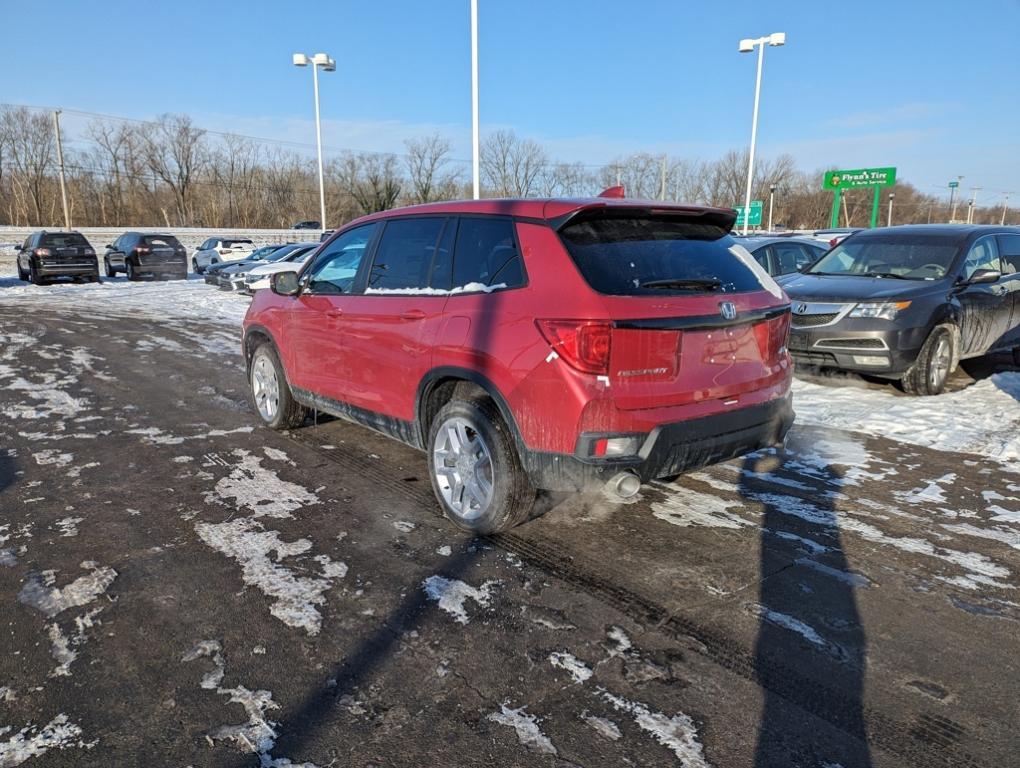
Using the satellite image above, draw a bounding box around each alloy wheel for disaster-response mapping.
[930,335,951,391]
[251,354,280,422]
[432,416,494,520]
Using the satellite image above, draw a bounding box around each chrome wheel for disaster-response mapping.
[929,335,951,391]
[432,416,494,520]
[251,354,280,422]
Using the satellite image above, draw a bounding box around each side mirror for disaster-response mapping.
[271,271,300,296]
[967,268,1001,285]
[13,244,22,251]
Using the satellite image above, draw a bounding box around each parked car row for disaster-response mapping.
[202,242,319,293]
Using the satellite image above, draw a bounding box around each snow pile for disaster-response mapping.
[793,374,1020,466]
[548,652,593,684]
[0,714,93,766]
[600,690,710,767]
[422,576,497,624]
[364,282,507,296]
[18,562,117,619]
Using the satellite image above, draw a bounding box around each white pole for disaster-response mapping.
[1002,193,1010,226]
[742,41,765,235]
[312,62,327,229]
[768,185,775,232]
[471,0,480,200]
[53,110,71,230]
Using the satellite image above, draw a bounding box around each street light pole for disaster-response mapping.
[887,192,894,227]
[1002,193,1011,226]
[738,32,785,235]
[950,175,963,222]
[471,0,480,200]
[293,52,336,230]
[967,188,981,224]
[53,110,71,230]
[768,184,776,232]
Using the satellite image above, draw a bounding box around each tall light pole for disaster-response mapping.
[470,0,480,199]
[967,187,981,224]
[1002,193,1011,226]
[293,52,336,229]
[738,32,785,235]
[768,184,776,231]
[52,110,71,230]
[887,192,895,227]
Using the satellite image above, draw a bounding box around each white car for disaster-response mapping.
[243,245,319,292]
[192,237,256,274]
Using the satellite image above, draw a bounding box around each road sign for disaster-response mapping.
[822,167,897,190]
[949,181,959,188]
[734,200,763,227]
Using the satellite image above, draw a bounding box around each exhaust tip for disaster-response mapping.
[606,472,641,499]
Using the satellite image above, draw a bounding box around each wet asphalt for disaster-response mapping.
[1,300,1018,768]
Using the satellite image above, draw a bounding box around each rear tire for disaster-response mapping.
[428,397,535,534]
[192,259,201,274]
[126,261,139,281]
[902,326,953,396]
[249,342,307,430]
[29,261,46,286]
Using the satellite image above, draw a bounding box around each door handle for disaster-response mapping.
[400,309,426,321]
[325,308,343,319]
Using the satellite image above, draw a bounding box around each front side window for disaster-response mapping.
[808,234,962,281]
[453,217,524,290]
[305,223,378,295]
[367,217,445,292]
[772,242,813,275]
[962,236,1001,280]
[996,234,1020,274]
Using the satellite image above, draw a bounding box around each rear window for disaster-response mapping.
[142,235,181,248]
[558,215,764,295]
[223,239,253,247]
[41,233,90,248]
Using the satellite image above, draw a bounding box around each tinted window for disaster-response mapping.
[306,223,378,295]
[809,234,962,280]
[41,233,90,248]
[962,236,1001,279]
[367,218,445,291]
[200,239,214,250]
[997,235,1020,274]
[771,242,814,275]
[223,239,253,248]
[452,217,523,290]
[429,219,456,289]
[559,215,763,295]
[749,246,771,272]
[142,235,181,249]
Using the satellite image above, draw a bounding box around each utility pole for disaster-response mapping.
[950,175,963,222]
[659,154,667,200]
[1002,193,1011,226]
[768,184,776,231]
[53,110,71,230]
[967,188,981,224]
[470,0,480,200]
[887,192,895,227]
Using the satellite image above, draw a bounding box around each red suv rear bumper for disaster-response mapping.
[515,392,794,492]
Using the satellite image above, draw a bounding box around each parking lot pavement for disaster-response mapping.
[1,302,1018,768]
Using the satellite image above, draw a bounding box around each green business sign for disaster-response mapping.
[948,180,959,188]
[734,200,763,227]
[823,167,897,190]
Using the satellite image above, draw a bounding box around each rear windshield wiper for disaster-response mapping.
[640,278,723,291]
[862,271,908,280]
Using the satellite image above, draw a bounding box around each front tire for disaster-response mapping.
[902,326,953,396]
[16,261,27,281]
[249,343,307,430]
[104,258,116,278]
[428,398,535,534]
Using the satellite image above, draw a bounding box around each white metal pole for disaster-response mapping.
[887,194,894,226]
[742,40,765,235]
[312,62,327,229]
[53,110,71,230]
[1002,193,1010,226]
[471,0,480,200]
[768,186,775,232]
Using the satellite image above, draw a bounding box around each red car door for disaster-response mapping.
[339,217,452,423]
[285,223,380,400]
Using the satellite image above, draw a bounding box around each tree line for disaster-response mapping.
[0,106,1012,230]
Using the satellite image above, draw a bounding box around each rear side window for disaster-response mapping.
[998,234,1020,274]
[367,218,445,291]
[771,242,814,275]
[452,217,524,290]
[41,233,90,248]
[559,216,763,295]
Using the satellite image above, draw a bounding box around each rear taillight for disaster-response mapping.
[537,320,612,375]
[134,246,151,255]
[757,312,791,359]
[33,248,51,257]
[221,249,232,255]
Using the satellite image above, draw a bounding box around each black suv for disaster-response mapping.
[778,225,1020,395]
[104,232,187,280]
[16,231,99,284]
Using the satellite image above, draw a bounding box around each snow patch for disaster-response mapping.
[392,520,416,533]
[582,713,622,741]
[601,689,710,766]
[205,449,319,519]
[487,704,557,756]
[548,652,593,684]
[33,450,73,468]
[652,485,752,529]
[0,714,93,767]
[422,576,497,624]
[18,562,117,618]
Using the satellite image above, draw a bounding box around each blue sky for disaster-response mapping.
[2,0,1018,202]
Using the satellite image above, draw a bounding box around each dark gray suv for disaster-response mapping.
[15,231,99,284]
[778,225,1020,395]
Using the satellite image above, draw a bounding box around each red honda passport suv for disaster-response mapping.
[242,196,794,533]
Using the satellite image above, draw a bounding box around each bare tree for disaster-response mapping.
[404,134,461,203]
[141,114,207,226]
[1,107,56,224]
[481,130,548,197]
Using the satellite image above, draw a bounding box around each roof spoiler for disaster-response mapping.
[552,203,738,233]
[598,185,626,199]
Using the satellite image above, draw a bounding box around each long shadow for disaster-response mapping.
[741,450,873,767]
[230,544,482,766]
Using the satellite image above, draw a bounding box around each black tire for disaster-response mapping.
[88,272,101,283]
[902,326,953,396]
[126,260,139,281]
[16,260,27,281]
[1012,346,1020,368]
[248,342,307,430]
[192,259,201,274]
[29,261,46,286]
[104,258,116,278]
[427,397,535,534]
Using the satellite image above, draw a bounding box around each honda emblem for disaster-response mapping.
[719,301,737,321]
